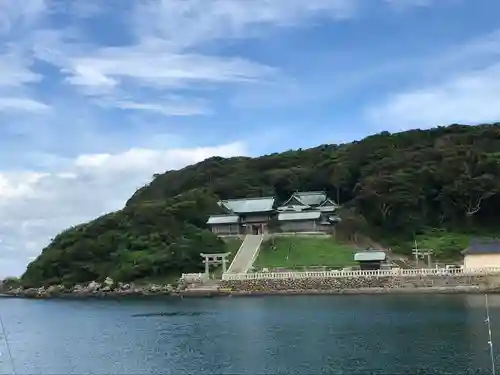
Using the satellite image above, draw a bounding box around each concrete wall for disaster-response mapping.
[317,223,332,233]
[464,254,500,269]
[241,215,271,223]
[280,220,316,233]
[221,275,494,292]
[278,220,331,233]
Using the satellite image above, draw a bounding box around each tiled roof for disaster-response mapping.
[354,251,386,262]
[220,197,275,213]
[318,206,337,212]
[295,191,327,206]
[279,195,308,209]
[277,205,308,212]
[278,211,321,221]
[319,198,338,208]
[207,215,239,225]
[467,238,500,254]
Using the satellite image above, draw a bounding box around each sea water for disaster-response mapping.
[0,294,496,374]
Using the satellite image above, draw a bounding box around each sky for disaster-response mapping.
[1,0,500,277]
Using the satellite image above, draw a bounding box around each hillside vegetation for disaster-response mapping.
[22,191,226,287]
[22,123,500,286]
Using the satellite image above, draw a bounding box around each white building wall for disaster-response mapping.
[464,254,500,269]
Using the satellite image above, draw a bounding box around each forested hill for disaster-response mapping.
[129,123,500,232]
[22,123,500,287]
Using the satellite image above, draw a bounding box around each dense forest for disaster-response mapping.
[22,123,500,286]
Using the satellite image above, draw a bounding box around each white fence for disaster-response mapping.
[181,273,209,282]
[221,267,500,281]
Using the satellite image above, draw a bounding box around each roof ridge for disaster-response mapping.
[295,191,326,195]
[222,196,275,201]
[319,198,337,206]
[470,237,500,242]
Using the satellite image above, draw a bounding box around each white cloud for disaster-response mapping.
[0,1,47,113]
[0,98,49,112]
[31,0,360,114]
[384,0,435,7]
[32,26,277,116]
[0,56,41,87]
[0,0,47,35]
[0,56,46,113]
[366,63,500,129]
[364,27,500,130]
[0,172,47,199]
[133,0,358,48]
[113,100,212,117]
[62,49,274,88]
[0,141,247,278]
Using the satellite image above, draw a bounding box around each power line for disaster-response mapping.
[0,313,17,375]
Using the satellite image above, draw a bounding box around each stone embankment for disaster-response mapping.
[3,274,500,299]
[220,274,499,294]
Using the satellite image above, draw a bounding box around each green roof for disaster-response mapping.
[278,211,321,221]
[207,215,239,225]
[220,197,275,213]
[354,251,386,262]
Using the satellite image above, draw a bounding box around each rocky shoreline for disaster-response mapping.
[1,282,499,300]
[2,286,497,299]
[0,278,183,299]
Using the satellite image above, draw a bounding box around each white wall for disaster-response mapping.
[464,254,500,269]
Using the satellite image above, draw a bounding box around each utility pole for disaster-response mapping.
[413,239,419,266]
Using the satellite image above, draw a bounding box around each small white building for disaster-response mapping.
[354,251,387,270]
[463,238,500,269]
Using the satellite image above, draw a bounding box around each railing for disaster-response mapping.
[247,235,264,273]
[273,232,328,237]
[221,267,500,281]
[181,273,209,282]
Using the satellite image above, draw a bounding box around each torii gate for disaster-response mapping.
[412,247,434,268]
[200,252,231,276]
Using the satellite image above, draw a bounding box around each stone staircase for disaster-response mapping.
[226,235,263,273]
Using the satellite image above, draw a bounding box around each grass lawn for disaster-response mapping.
[385,228,500,264]
[254,237,357,270]
[412,230,470,261]
[223,238,243,256]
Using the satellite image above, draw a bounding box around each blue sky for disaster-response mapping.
[1,0,500,276]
